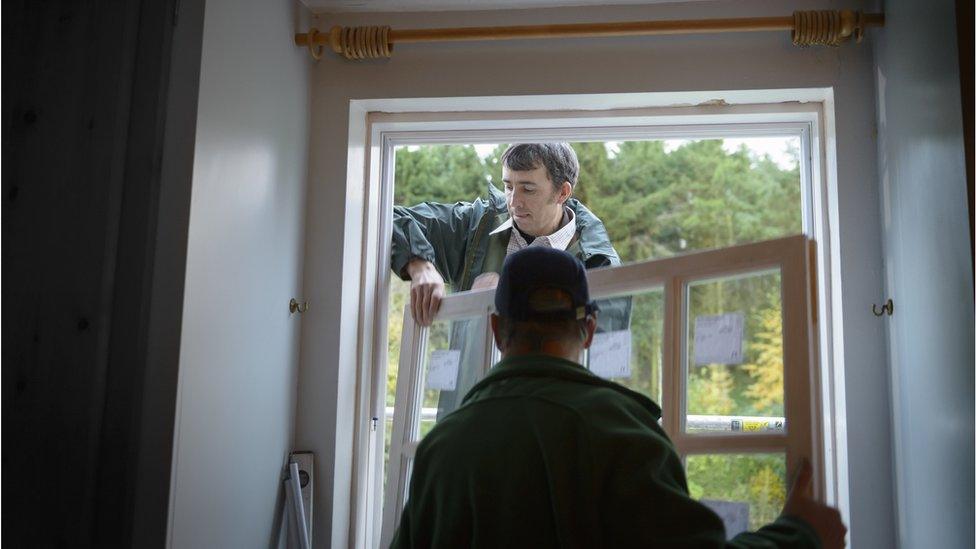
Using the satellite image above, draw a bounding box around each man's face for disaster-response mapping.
[502,164,570,237]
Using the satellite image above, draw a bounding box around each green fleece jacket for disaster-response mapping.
[391,354,820,549]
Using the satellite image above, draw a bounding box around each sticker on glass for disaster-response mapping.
[694,312,745,366]
[588,330,632,379]
[426,350,460,391]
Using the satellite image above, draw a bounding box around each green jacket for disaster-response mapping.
[391,354,821,549]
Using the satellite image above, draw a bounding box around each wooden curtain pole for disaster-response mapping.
[295,10,884,61]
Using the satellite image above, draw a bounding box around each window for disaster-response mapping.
[349,102,840,548]
[382,235,820,545]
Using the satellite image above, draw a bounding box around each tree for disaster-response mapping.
[393,145,489,205]
[742,305,785,415]
[482,143,508,190]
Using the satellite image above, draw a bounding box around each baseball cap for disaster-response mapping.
[494,247,598,321]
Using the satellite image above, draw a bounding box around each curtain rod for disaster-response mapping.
[295,10,884,61]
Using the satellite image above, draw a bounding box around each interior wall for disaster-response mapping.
[874,0,973,546]
[168,0,312,547]
[299,1,895,547]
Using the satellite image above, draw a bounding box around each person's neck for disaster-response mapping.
[502,340,581,363]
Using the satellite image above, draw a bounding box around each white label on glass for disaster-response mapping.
[694,312,745,365]
[426,350,459,391]
[701,499,750,539]
[589,330,632,379]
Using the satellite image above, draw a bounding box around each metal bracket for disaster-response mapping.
[872,298,893,316]
[290,298,309,314]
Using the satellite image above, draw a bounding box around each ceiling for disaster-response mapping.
[301,0,691,13]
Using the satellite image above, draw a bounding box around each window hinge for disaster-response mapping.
[370,416,378,432]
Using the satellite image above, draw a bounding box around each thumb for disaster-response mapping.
[787,459,813,501]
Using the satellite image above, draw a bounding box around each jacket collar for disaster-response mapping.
[462,353,662,420]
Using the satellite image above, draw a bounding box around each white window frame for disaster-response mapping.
[382,235,820,546]
[345,96,845,549]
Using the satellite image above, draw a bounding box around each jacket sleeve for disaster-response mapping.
[727,515,822,548]
[583,250,633,334]
[594,411,820,549]
[391,200,486,286]
[568,199,632,333]
[389,503,414,549]
[593,294,632,333]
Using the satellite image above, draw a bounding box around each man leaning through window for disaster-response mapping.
[391,246,847,548]
[391,142,630,418]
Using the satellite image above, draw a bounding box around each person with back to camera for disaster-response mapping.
[391,246,847,549]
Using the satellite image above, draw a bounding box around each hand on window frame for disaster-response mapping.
[406,258,445,327]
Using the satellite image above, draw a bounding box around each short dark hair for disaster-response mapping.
[496,316,586,352]
[501,143,579,192]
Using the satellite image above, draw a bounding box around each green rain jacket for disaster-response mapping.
[392,185,632,417]
[392,184,625,299]
[391,354,821,549]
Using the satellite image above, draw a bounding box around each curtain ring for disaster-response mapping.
[306,28,324,61]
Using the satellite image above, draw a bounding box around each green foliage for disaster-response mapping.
[742,306,786,413]
[687,453,787,530]
[688,364,738,415]
[393,145,489,205]
[482,144,507,189]
[387,278,409,406]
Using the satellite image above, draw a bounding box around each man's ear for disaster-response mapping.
[490,314,505,353]
[580,314,598,349]
[557,181,573,205]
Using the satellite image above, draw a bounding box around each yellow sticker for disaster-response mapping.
[742,421,769,432]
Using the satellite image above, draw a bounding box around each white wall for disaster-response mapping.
[168,0,312,547]
[874,0,973,547]
[299,1,896,547]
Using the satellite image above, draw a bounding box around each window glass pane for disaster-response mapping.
[386,139,804,525]
[393,138,802,267]
[585,288,664,405]
[685,270,785,434]
[415,315,489,439]
[389,140,801,434]
[686,453,787,535]
[383,283,490,501]
[384,308,489,512]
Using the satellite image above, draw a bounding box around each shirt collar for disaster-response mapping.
[490,207,577,252]
[488,217,514,236]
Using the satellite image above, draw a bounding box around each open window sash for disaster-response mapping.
[381,234,821,545]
